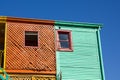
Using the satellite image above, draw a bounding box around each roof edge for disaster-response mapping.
[0,16,102,28]
[0,16,54,24]
[55,20,102,28]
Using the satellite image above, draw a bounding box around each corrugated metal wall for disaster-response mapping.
[6,22,56,71]
[55,25,102,80]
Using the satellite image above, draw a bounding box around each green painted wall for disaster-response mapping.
[55,21,104,80]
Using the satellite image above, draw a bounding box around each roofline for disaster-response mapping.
[55,21,102,28]
[0,16,54,24]
[0,16,102,28]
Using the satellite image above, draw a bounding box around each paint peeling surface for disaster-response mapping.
[6,22,56,72]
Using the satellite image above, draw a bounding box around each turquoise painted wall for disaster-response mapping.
[55,21,104,80]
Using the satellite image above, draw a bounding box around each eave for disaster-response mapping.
[0,16,54,24]
[55,21,102,28]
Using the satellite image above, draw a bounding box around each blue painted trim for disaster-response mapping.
[96,28,105,80]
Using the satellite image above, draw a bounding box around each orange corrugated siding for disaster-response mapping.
[7,16,54,24]
[6,21,56,72]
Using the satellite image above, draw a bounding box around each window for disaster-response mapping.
[0,23,5,50]
[0,50,4,68]
[56,30,73,51]
[25,31,38,47]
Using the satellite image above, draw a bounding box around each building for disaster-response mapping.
[0,16,105,80]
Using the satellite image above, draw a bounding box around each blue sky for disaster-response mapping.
[0,0,120,80]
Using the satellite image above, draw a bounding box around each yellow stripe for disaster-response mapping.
[3,17,7,69]
[0,16,7,23]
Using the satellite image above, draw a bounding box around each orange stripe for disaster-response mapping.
[6,16,55,24]
[6,70,56,74]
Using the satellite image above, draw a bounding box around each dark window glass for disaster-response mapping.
[0,50,4,68]
[60,41,69,48]
[0,23,5,50]
[57,30,73,51]
[0,23,5,68]
[58,32,70,48]
[25,31,38,46]
[59,33,69,40]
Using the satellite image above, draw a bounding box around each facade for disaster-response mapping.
[0,16,105,80]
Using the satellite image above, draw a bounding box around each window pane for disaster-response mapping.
[0,23,5,50]
[0,50,4,68]
[60,41,69,48]
[25,31,38,46]
[25,31,38,35]
[59,33,69,40]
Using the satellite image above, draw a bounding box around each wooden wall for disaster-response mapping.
[55,22,103,80]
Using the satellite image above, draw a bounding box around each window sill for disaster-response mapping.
[57,48,73,52]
